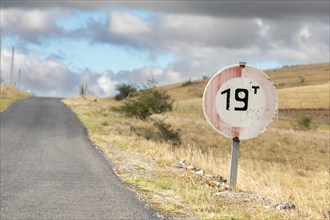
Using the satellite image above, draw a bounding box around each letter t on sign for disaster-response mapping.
[252,86,260,94]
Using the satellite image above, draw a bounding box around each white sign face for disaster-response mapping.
[216,77,266,128]
[203,64,277,140]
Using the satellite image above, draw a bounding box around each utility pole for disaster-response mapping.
[10,47,15,85]
[18,68,21,89]
[0,28,2,86]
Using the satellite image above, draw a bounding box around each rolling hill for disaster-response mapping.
[160,62,329,109]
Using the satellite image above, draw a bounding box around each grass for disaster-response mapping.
[266,63,329,89]
[63,63,330,219]
[278,83,329,109]
[0,85,31,112]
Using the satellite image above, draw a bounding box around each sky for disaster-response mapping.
[0,1,329,97]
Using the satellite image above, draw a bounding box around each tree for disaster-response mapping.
[114,83,137,101]
[113,86,173,120]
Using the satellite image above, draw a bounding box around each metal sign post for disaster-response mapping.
[229,137,240,191]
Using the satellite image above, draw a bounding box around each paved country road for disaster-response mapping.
[0,97,159,219]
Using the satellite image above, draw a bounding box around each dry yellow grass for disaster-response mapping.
[63,63,329,219]
[266,63,329,89]
[0,85,31,111]
[63,103,328,219]
[278,83,329,109]
[162,63,329,106]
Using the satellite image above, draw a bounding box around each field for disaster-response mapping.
[0,85,31,112]
[63,63,329,219]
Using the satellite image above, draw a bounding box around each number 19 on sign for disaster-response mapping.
[216,77,266,129]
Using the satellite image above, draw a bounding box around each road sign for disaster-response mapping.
[203,64,278,140]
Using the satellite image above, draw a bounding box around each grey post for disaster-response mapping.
[228,62,245,191]
[18,68,21,89]
[229,137,240,191]
[10,47,15,85]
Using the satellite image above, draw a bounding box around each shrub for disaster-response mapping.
[181,80,194,87]
[153,121,182,146]
[295,116,312,130]
[299,76,305,84]
[114,88,173,120]
[131,120,182,146]
[114,84,137,101]
[101,121,109,126]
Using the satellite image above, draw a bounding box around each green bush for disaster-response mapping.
[131,120,182,146]
[295,116,312,130]
[114,84,137,101]
[181,79,193,87]
[114,88,173,120]
[299,76,305,84]
[153,121,182,146]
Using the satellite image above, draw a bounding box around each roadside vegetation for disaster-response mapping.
[63,63,329,219]
[112,80,173,120]
[114,83,137,101]
[0,85,31,112]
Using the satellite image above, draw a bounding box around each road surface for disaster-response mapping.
[0,97,159,219]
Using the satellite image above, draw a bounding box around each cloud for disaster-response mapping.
[3,2,329,55]
[109,12,151,35]
[80,12,262,52]
[162,15,260,48]
[80,10,329,63]
[0,48,117,97]
[1,8,65,43]
[1,49,75,96]
[1,1,110,10]
[3,1,329,20]
[110,66,182,88]
[97,74,118,96]
[0,1,328,98]
[77,69,108,96]
[80,11,161,51]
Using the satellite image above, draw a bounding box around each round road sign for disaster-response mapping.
[203,64,277,140]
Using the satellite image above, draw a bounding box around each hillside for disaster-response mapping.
[160,62,329,108]
[0,85,31,111]
[266,63,329,89]
[160,63,329,130]
[64,62,330,219]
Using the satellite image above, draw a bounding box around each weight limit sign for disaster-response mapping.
[203,64,278,140]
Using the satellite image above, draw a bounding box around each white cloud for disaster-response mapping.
[112,66,183,88]
[162,14,258,48]
[1,9,63,40]
[1,49,73,95]
[255,18,270,37]
[0,48,109,97]
[299,25,311,39]
[0,2,329,97]
[97,74,117,96]
[141,67,163,77]
[109,12,151,36]
[165,69,181,82]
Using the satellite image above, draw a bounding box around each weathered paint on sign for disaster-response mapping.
[203,64,277,140]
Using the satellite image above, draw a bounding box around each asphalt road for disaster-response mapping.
[0,97,159,219]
